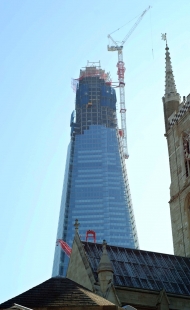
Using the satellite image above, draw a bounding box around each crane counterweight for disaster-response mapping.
[107,45,123,51]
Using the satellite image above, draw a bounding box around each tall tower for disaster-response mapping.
[52,62,139,276]
[163,37,190,257]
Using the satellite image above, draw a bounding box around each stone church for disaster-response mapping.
[163,39,190,258]
[66,220,190,309]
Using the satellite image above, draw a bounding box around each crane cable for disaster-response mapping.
[108,7,154,60]
[109,13,142,36]
[149,7,154,59]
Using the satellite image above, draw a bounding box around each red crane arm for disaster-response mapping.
[56,239,72,257]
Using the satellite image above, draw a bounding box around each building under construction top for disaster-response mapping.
[71,62,116,136]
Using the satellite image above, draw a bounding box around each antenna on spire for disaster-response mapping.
[161,33,167,45]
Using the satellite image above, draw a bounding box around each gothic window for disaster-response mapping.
[183,132,190,177]
[184,194,190,238]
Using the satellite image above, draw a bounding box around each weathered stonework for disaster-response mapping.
[116,286,190,309]
[163,39,190,257]
[165,111,190,257]
[67,234,121,307]
[67,232,95,290]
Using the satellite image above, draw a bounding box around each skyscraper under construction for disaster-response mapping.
[52,62,139,276]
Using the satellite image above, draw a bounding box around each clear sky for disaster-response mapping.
[1,0,190,303]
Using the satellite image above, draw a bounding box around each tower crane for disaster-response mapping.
[107,6,151,159]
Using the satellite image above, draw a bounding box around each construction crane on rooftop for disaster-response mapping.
[56,239,72,257]
[107,6,151,159]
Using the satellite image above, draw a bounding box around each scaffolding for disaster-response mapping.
[72,62,117,136]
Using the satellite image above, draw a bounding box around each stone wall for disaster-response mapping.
[116,287,190,310]
[166,109,190,257]
[67,234,95,290]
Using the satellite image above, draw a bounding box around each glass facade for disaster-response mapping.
[52,64,139,276]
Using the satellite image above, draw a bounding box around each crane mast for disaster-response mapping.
[107,6,151,159]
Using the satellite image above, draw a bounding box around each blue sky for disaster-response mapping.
[1,0,190,303]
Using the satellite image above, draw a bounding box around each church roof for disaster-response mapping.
[82,241,190,296]
[0,277,115,309]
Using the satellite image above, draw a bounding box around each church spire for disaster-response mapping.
[162,34,180,131]
[97,240,113,294]
[162,33,180,103]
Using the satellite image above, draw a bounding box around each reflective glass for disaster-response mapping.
[52,67,138,276]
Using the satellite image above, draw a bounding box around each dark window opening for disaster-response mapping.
[185,160,189,177]
[183,133,190,178]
